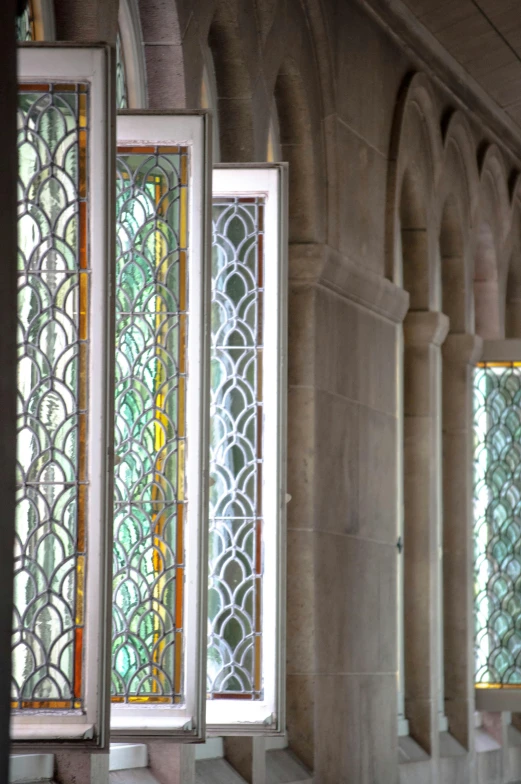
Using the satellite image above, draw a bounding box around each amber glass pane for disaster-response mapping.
[112,148,188,703]
[13,85,89,710]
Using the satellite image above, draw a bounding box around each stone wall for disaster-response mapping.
[11,1,521,783]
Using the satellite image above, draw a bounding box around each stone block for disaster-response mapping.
[314,673,397,784]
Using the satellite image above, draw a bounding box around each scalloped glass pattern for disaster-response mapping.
[13,84,89,710]
[207,197,264,699]
[474,362,521,688]
[111,146,188,704]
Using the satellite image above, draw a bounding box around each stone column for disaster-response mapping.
[0,2,18,782]
[53,0,118,43]
[402,310,449,754]
[442,333,482,750]
[286,243,408,784]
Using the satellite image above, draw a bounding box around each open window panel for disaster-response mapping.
[13,46,115,747]
[474,339,521,713]
[111,112,212,741]
[206,165,288,735]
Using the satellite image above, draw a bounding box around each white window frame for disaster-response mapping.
[475,338,521,713]
[111,112,212,741]
[206,164,288,735]
[118,0,147,109]
[13,45,115,747]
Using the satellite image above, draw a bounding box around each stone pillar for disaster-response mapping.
[442,333,483,750]
[402,310,449,754]
[147,741,195,784]
[286,243,408,784]
[53,0,118,43]
[223,737,266,783]
[0,2,18,782]
[54,752,109,784]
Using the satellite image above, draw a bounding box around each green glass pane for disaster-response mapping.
[112,148,187,702]
[474,363,521,687]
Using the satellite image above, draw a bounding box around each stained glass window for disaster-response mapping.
[207,198,265,700]
[112,146,188,704]
[474,362,521,688]
[16,1,35,41]
[116,33,128,110]
[14,83,89,710]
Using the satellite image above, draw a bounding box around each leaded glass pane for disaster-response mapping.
[474,362,521,687]
[16,2,34,41]
[116,33,128,110]
[14,84,89,710]
[208,198,264,699]
[112,146,188,703]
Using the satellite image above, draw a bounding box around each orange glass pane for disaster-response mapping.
[174,630,183,696]
[158,145,181,155]
[18,83,50,92]
[74,628,83,699]
[79,200,87,266]
[76,556,85,626]
[79,273,88,340]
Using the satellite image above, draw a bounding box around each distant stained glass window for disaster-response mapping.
[474,362,521,688]
[116,33,128,110]
[16,2,35,42]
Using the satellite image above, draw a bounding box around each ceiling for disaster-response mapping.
[400,0,521,128]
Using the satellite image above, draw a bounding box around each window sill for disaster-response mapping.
[475,688,521,712]
[110,715,193,736]
[398,735,429,764]
[10,753,54,782]
[10,722,94,742]
[110,743,147,771]
[475,729,501,753]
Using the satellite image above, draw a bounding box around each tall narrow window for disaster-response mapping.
[206,165,287,732]
[14,46,114,745]
[473,345,521,711]
[117,0,147,110]
[16,2,35,42]
[116,33,128,110]
[474,361,521,684]
[111,113,211,739]
[16,1,55,42]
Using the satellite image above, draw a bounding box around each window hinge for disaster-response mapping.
[396,536,403,554]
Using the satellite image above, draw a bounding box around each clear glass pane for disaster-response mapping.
[208,198,264,699]
[116,33,128,110]
[16,2,34,41]
[474,362,521,687]
[14,84,88,710]
[112,146,188,703]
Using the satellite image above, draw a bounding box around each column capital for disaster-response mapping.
[403,310,449,347]
[443,333,483,365]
